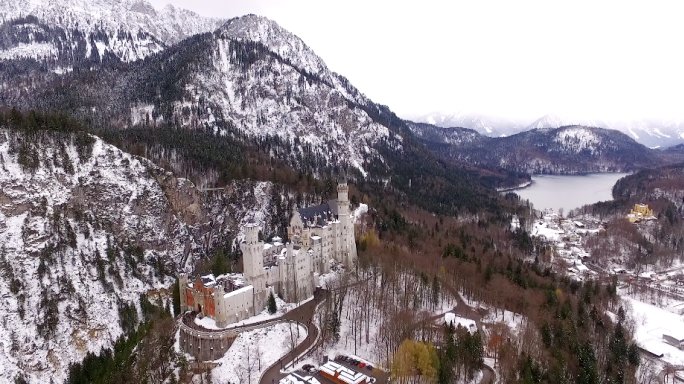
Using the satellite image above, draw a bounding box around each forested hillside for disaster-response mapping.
[408,121,684,174]
[566,164,684,279]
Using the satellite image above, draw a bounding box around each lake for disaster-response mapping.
[512,173,630,214]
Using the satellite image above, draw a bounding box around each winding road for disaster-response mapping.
[259,289,325,384]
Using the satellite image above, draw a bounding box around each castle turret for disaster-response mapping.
[241,222,269,314]
[241,223,263,283]
[337,172,349,205]
[178,273,188,313]
[336,175,356,266]
[214,284,227,328]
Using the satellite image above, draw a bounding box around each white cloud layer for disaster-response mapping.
[146,0,684,121]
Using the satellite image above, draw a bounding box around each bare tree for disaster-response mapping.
[254,340,263,372]
[235,339,258,384]
[285,321,300,366]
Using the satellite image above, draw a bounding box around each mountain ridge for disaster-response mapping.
[407,121,684,174]
[412,111,684,148]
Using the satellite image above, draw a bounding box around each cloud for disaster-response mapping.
[147,0,684,121]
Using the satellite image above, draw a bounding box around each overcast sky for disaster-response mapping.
[148,0,684,121]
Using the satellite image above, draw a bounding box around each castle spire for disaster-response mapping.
[338,168,347,185]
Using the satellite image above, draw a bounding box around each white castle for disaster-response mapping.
[179,177,357,327]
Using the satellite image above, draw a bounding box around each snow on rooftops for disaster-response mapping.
[274,241,284,247]
[273,236,282,242]
[320,361,370,384]
[264,243,274,251]
[279,373,321,384]
[662,328,684,341]
[201,273,217,286]
[639,339,665,357]
[224,285,253,299]
[311,235,321,240]
[245,222,259,228]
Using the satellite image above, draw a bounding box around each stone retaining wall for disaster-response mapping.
[179,318,284,361]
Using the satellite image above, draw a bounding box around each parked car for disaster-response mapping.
[302,364,314,372]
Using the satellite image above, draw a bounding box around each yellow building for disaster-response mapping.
[627,204,654,223]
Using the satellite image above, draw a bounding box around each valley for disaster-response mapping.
[0,1,682,384]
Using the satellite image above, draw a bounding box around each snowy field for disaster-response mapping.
[482,310,526,337]
[625,297,684,365]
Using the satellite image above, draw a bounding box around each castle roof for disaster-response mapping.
[298,202,337,227]
[338,170,348,185]
[200,274,217,287]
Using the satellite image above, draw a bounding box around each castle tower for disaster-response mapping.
[337,172,349,205]
[241,223,263,282]
[178,273,188,313]
[240,223,267,314]
[336,173,356,266]
[214,285,227,328]
[281,242,296,302]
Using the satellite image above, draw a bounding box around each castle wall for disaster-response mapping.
[223,285,254,325]
[180,328,237,361]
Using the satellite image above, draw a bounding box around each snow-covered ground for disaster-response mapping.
[444,314,477,333]
[482,310,526,337]
[190,322,307,384]
[531,220,565,242]
[352,203,368,224]
[624,297,684,366]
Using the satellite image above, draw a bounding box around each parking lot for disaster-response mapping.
[294,356,388,384]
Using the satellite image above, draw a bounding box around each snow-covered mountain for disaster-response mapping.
[0,0,225,64]
[0,124,282,383]
[8,15,395,177]
[527,114,684,148]
[526,114,605,132]
[410,111,527,137]
[409,122,683,174]
[413,111,684,148]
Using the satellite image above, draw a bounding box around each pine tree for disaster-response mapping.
[267,291,277,314]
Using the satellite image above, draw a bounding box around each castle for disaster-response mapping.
[179,177,357,327]
[627,203,655,223]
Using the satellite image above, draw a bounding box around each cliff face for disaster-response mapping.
[0,0,225,64]
[0,126,277,383]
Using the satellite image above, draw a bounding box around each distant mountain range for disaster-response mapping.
[407,121,684,174]
[409,111,527,138]
[412,112,684,148]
